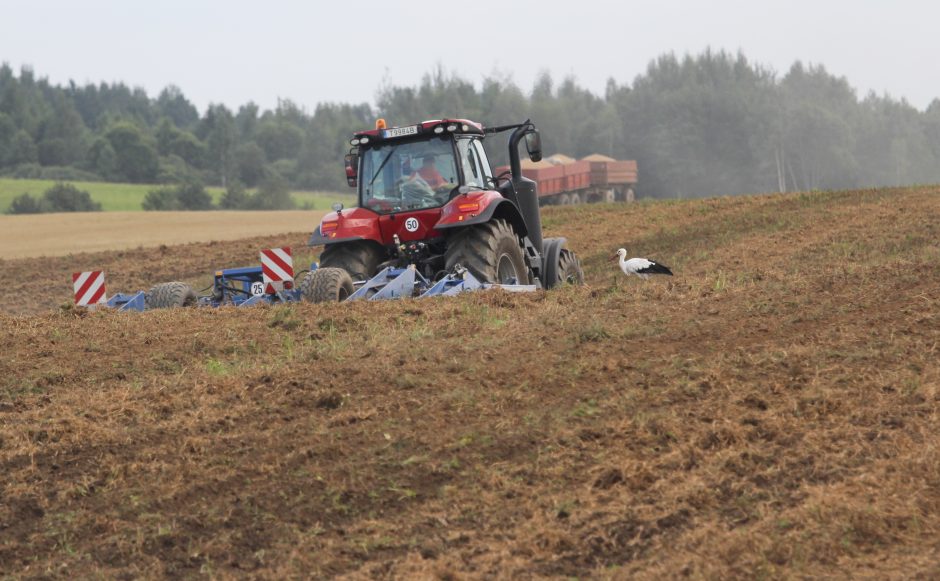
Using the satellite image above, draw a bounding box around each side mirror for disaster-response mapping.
[344,153,359,187]
[524,130,542,162]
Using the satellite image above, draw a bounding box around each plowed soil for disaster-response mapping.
[2,187,939,579]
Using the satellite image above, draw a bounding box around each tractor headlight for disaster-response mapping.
[359,137,370,144]
[433,126,444,134]
[446,124,457,132]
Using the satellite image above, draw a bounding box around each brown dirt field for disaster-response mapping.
[0,211,325,259]
[1,187,939,578]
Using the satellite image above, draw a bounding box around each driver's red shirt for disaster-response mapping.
[417,165,445,189]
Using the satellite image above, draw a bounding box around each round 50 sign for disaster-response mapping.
[404,217,420,232]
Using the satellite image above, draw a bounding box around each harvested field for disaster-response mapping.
[1,187,939,578]
[0,210,325,260]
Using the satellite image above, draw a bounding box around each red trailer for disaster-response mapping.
[583,153,637,194]
[495,153,637,206]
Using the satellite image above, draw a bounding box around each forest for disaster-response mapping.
[1,50,939,199]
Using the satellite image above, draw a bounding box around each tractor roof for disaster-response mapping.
[350,119,484,146]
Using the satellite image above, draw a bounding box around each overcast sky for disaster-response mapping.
[1,0,936,112]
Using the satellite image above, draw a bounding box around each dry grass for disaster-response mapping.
[1,186,939,578]
[0,211,325,259]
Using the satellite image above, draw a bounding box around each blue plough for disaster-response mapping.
[101,263,535,312]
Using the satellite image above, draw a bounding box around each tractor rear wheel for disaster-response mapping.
[557,249,585,285]
[319,241,383,282]
[146,282,197,309]
[301,267,354,303]
[445,219,530,284]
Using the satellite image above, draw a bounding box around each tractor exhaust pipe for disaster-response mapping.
[508,121,543,253]
[508,124,526,180]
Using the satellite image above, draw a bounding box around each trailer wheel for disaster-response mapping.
[146,282,197,309]
[602,189,615,203]
[301,267,354,303]
[445,219,530,284]
[557,193,571,205]
[569,192,582,205]
[557,249,585,285]
[320,240,384,282]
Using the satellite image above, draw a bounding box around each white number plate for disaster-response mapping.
[383,125,418,139]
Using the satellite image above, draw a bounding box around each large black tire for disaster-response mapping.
[445,219,530,284]
[557,249,585,286]
[146,282,197,309]
[319,241,383,281]
[301,267,354,303]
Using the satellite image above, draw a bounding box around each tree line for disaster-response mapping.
[1,51,939,200]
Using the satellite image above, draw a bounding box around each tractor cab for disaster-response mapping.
[350,119,494,215]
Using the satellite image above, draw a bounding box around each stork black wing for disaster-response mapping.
[637,261,673,276]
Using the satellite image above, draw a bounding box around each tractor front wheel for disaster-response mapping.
[146,282,197,309]
[445,219,530,284]
[301,267,354,303]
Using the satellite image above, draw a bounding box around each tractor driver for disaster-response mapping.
[417,155,447,190]
[398,152,457,209]
[400,161,436,207]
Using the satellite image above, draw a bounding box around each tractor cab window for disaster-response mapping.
[457,138,486,189]
[360,138,459,214]
[472,139,494,183]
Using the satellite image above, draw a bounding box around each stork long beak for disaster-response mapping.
[609,254,619,262]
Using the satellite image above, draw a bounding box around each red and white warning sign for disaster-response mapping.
[72,271,107,306]
[260,247,293,289]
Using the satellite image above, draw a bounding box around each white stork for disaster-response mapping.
[612,248,673,279]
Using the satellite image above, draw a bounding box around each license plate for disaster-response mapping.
[383,125,419,139]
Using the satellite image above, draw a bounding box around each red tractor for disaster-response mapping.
[302,118,584,302]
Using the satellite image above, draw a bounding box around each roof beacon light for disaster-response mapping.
[376,118,387,130]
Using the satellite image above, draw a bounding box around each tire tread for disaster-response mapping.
[146,282,197,309]
[301,267,354,303]
[444,219,529,284]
